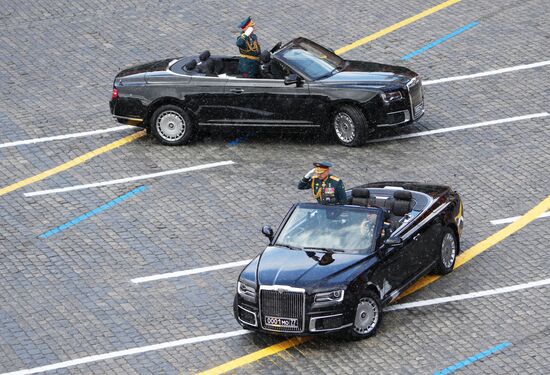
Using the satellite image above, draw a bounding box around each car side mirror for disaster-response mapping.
[380,237,403,258]
[261,225,274,242]
[284,73,301,86]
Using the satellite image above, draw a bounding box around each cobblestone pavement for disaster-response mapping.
[1,0,549,374]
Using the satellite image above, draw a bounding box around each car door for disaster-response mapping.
[184,75,230,123]
[219,65,316,128]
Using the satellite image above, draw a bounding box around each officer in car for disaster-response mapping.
[236,16,261,78]
[298,162,347,205]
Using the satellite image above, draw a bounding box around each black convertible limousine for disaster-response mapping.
[110,37,424,146]
[234,182,463,339]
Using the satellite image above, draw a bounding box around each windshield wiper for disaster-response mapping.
[276,243,304,251]
[303,246,344,253]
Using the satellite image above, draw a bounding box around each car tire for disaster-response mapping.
[332,105,367,146]
[150,105,194,145]
[433,227,458,275]
[348,290,382,340]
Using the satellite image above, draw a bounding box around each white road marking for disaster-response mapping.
[5,278,550,374]
[385,277,550,311]
[366,112,549,144]
[423,60,550,85]
[1,330,250,375]
[131,259,253,284]
[490,211,550,225]
[0,125,136,149]
[23,161,236,197]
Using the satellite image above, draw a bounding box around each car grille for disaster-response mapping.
[260,288,305,332]
[407,78,424,119]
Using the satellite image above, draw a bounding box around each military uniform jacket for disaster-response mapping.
[236,33,261,77]
[298,174,347,204]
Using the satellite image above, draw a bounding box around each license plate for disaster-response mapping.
[265,316,298,328]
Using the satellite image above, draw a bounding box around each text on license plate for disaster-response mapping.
[265,316,298,327]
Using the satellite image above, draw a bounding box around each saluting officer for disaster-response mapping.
[236,16,261,78]
[298,162,347,205]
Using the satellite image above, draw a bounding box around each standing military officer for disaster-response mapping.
[298,162,347,204]
[236,16,261,78]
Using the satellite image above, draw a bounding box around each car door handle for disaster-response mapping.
[229,88,244,94]
[413,233,421,241]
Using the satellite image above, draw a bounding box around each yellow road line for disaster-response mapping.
[399,194,550,298]
[335,0,461,55]
[0,130,145,197]
[196,337,311,375]
[197,195,550,374]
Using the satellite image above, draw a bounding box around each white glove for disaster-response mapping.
[304,168,316,179]
[244,27,254,37]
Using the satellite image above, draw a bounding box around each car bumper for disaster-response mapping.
[234,295,352,336]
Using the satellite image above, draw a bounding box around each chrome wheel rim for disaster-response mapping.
[353,297,379,334]
[334,112,356,143]
[441,232,456,269]
[156,110,186,141]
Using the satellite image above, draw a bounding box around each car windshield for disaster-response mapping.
[275,204,379,254]
[275,40,345,80]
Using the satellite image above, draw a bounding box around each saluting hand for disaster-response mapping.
[304,168,316,179]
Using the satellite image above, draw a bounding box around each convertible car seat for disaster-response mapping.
[183,59,197,72]
[389,190,413,229]
[350,188,370,206]
[197,50,216,75]
[260,50,274,78]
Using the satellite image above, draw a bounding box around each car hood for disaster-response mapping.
[115,58,176,78]
[320,61,416,86]
[257,246,375,290]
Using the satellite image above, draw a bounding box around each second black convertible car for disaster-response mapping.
[110,38,424,146]
[234,182,463,339]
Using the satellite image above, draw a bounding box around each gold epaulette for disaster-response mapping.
[330,175,340,182]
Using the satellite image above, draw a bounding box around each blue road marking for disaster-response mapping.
[401,21,479,60]
[434,341,512,375]
[39,185,147,239]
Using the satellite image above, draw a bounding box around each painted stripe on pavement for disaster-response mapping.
[5,275,545,374]
[366,113,549,144]
[424,60,550,85]
[131,259,252,284]
[0,125,137,149]
[0,330,250,375]
[24,161,235,197]
[335,0,461,55]
[401,21,479,60]
[433,342,511,375]
[385,277,550,311]
[39,186,146,239]
[491,211,550,225]
[0,131,146,198]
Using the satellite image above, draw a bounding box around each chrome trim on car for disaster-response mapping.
[237,305,258,327]
[406,77,424,120]
[199,122,320,128]
[112,115,144,122]
[377,110,411,127]
[309,313,352,332]
[396,201,451,240]
[259,285,306,333]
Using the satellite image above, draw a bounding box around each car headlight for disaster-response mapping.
[237,281,256,303]
[381,91,403,102]
[314,289,345,306]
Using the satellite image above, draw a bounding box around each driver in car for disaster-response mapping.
[236,16,261,78]
[298,161,347,205]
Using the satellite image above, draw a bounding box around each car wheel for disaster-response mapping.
[150,105,194,145]
[434,227,458,275]
[332,106,367,146]
[348,290,382,340]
